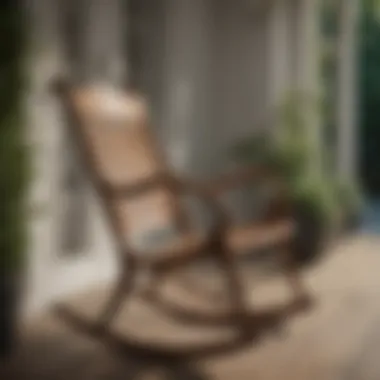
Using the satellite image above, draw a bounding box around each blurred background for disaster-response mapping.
[1,0,380,379]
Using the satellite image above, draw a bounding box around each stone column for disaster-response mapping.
[336,0,360,182]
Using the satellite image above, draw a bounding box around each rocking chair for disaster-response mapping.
[51,77,313,363]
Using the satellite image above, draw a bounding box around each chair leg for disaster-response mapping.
[96,265,136,330]
[217,248,250,329]
[173,272,227,305]
[138,269,164,300]
[280,247,313,309]
[281,247,303,293]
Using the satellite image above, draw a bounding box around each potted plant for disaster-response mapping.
[231,91,344,266]
[289,175,340,265]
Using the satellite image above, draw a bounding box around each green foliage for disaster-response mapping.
[232,92,362,231]
[0,3,27,272]
[332,179,364,218]
[233,92,319,179]
[291,175,340,227]
[360,0,380,196]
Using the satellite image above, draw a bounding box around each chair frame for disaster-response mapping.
[51,77,313,363]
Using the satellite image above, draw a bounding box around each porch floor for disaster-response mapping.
[2,233,380,380]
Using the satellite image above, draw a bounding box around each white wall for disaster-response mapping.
[336,0,360,182]
[133,0,271,176]
[24,0,320,318]
[213,0,270,163]
[130,0,272,223]
[24,0,121,319]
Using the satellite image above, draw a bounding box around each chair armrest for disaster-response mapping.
[109,172,232,229]
[200,164,287,196]
[131,175,233,272]
[170,175,233,234]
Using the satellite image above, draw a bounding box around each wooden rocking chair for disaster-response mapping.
[51,77,313,363]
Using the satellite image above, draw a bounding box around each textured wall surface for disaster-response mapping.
[24,0,316,318]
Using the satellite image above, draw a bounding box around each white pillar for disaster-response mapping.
[162,0,212,174]
[294,0,322,175]
[25,0,67,316]
[336,0,360,182]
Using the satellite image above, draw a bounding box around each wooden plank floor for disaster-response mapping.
[2,233,380,380]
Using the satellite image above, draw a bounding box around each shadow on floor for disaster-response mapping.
[0,330,209,380]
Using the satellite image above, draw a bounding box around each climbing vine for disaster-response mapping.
[0,1,27,271]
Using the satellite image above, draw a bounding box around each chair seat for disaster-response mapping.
[53,79,313,361]
[141,219,295,270]
[227,219,295,252]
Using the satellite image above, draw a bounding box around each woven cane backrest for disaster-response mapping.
[59,84,180,243]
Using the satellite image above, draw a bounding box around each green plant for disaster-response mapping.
[333,180,364,222]
[231,91,360,239]
[234,92,324,181]
[232,95,314,180]
[292,175,341,226]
